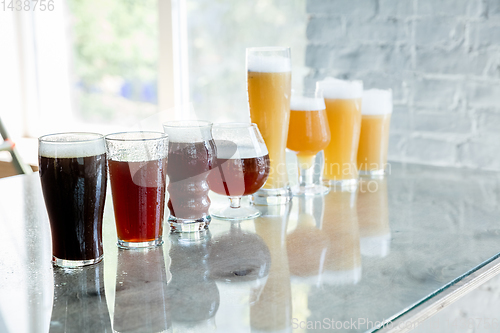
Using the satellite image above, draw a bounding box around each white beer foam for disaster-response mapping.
[290,96,326,111]
[316,77,363,99]
[216,142,268,159]
[362,89,393,115]
[39,133,105,158]
[163,121,212,143]
[247,54,291,73]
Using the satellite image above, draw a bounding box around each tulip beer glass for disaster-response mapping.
[207,123,270,220]
[105,132,168,249]
[39,132,107,267]
[163,121,216,232]
[247,46,292,205]
[287,89,331,196]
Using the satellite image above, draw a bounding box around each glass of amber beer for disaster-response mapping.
[247,46,292,205]
[207,123,270,220]
[287,89,331,196]
[105,132,168,249]
[39,133,107,267]
[163,121,216,232]
[316,78,363,190]
[357,89,392,177]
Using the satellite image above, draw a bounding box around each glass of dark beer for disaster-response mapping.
[38,133,107,268]
[207,123,270,220]
[105,131,169,248]
[163,121,216,232]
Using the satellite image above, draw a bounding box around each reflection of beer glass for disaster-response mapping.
[358,178,391,257]
[251,204,292,332]
[287,89,331,196]
[246,47,292,205]
[322,190,362,285]
[357,89,393,177]
[316,78,363,189]
[39,133,107,268]
[163,121,216,232]
[105,132,169,249]
[207,123,270,220]
[113,246,171,333]
[50,262,112,332]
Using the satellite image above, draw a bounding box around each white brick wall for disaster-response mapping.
[305,0,500,170]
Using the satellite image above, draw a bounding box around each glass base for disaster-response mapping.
[52,254,103,268]
[211,205,261,220]
[323,178,359,192]
[291,184,330,196]
[359,168,385,178]
[117,237,163,249]
[360,233,391,258]
[250,186,292,205]
[321,266,362,286]
[169,215,211,233]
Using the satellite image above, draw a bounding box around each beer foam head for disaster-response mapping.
[290,96,326,111]
[213,123,268,158]
[38,133,105,158]
[247,54,291,73]
[163,120,213,143]
[362,89,393,115]
[316,77,363,99]
[105,131,168,161]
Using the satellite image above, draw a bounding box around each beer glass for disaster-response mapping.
[163,121,216,232]
[105,131,168,249]
[316,78,363,190]
[357,89,393,177]
[39,132,107,268]
[247,46,292,205]
[207,123,270,220]
[287,88,331,196]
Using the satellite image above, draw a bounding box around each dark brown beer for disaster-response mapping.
[167,140,216,219]
[207,155,270,197]
[39,154,107,261]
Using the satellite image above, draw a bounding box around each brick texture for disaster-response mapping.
[305,0,500,170]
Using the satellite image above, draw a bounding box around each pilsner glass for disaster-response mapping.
[246,46,292,205]
[287,88,331,196]
[163,121,216,232]
[207,123,270,220]
[316,78,363,190]
[39,132,107,268]
[105,131,168,249]
[357,89,393,177]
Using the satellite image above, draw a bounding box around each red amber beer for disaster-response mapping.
[39,133,107,268]
[105,132,168,248]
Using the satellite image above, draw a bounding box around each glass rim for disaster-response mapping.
[38,132,104,144]
[213,122,258,129]
[162,120,213,129]
[104,131,168,142]
[246,46,291,52]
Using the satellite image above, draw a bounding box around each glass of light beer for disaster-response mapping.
[357,89,392,177]
[39,133,107,267]
[207,123,270,220]
[246,46,292,205]
[287,88,331,196]
[317,78,363,190]
[163,121,216,232]
[105,132,169,249]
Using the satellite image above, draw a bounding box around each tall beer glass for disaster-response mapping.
[105,132,169,249]
[39,133,107,268]
[287,88,330,196]
[357,89,392,177]
[317,78,363,190]
[163,121,216,232]
[247,47,292,205]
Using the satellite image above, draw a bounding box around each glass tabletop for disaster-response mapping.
[1,162,500,333]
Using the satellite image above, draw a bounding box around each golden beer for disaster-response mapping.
[317,78,363,187]
[357,89,393,176]
[247,47,292,203]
